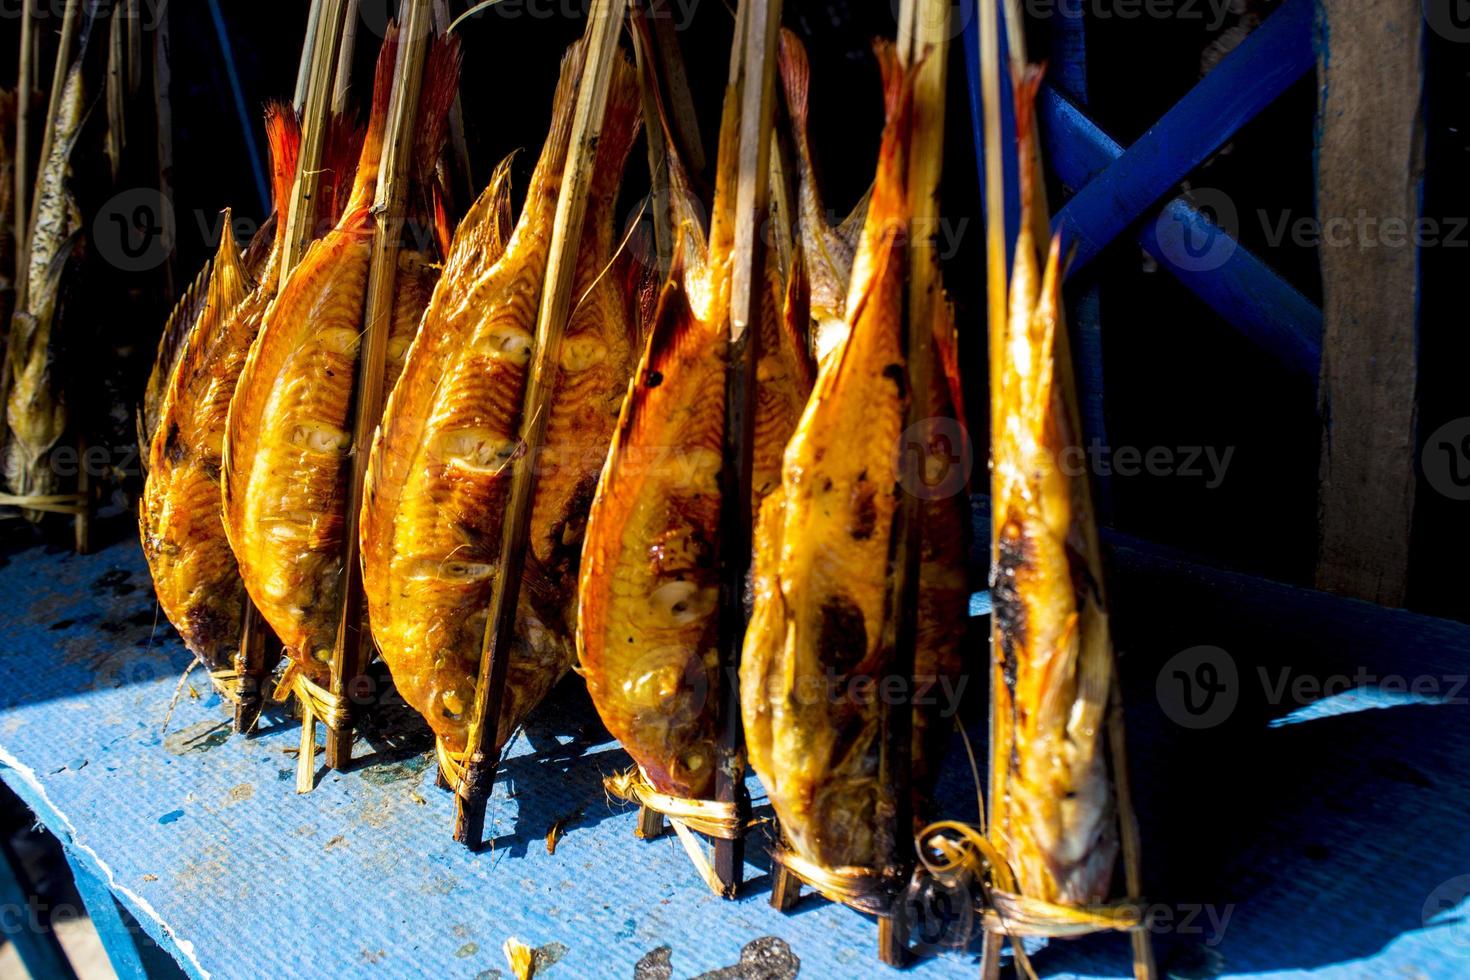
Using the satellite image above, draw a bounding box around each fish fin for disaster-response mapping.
[590,53,641,201]
[624,224,661,351]
[526,38,589,198]
[931,294,966,425]
[1012,62,1046,239]
[781,242,815,390]
[444,151,515,277]
[617,240,718,450]
[141,258,213,446]
[413,33,463,187]
[837,183,873,251]
[321,113,367,231]
[1030,232,1063,422]
[265,101,301,218]
[778,29,810,139]
[432,180,454,260]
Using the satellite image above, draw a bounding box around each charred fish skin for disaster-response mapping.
[222,32,459,686]
[5,65,85,514]
[139,107,301,671]
[990,77,1117,906]
[740,50,968,872]
[361,43,640,754]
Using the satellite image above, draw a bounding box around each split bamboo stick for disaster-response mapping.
[452,0,632,847]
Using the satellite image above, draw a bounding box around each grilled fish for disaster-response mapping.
[778,30,870,365]
[138,107,301,670]
[577,82,814,800]
[5,64,85,517]
[989,76,1117,905]
[740,51,969,870]
[223,32,459,685]
[360,42,639,754]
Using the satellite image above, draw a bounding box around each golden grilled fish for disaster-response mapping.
[576,80,814,800]
[223,32,460,685]
[989,76,1117,905]
[138,107,301,670]
[740,51,969,870]
[360,42,639,754]
[5,64,85,517]
[778,29,870,365]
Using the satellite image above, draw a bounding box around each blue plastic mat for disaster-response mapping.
[1,533,1467,978]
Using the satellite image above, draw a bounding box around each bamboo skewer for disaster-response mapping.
[451,0,631,848]
[707,0,783,899]
[324,0,438,775]
[276,0,349,781]
[295,0,326,112]
[332,0,364,116]
[14,0,35,287]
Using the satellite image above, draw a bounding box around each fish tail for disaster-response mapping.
[443,151,515,276]
[265,102,302,219]
[778,29,811,144]
[350,22,402,209]
[413,33,463,187]
[530,39,590,192]
[782,242,816,389]
[1013,62,1046,239]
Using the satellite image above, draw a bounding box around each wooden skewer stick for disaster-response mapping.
[14,0,35,286]
[295,0,326,112]
[325,0,438,772]
[281,0,350,789]
[332,0,364,116]
[709,0,783,899]
[452,0,631,848]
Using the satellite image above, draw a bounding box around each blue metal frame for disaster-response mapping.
[962,0,1325,381]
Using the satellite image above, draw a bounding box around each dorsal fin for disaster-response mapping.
[139,258,212,449]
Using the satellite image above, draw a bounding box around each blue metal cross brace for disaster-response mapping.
[962,0,1324,381]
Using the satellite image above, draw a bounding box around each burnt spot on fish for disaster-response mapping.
[882,362,906,399]
[644,369,663,388]
[992,517,1030,702]
[817,593,867,676]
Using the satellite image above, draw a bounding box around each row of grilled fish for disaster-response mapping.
[139,22,1114,905]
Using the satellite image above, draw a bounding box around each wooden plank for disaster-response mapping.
[1039,87,1323,378]
[1312,0,1423,606]
[62,848,150,980]
[1051,0,1314,273]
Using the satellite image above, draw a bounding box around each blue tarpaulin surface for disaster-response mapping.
[1,533,1468,978]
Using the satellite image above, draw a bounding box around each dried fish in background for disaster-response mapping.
[222,31,459,685]
[0,89,16,357]
[361,40,640,755]
[577,76,814,800]
[139,107,301,671]
[741,50,968,871]
[5,64,85,519]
